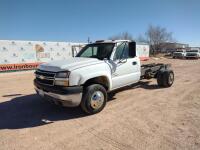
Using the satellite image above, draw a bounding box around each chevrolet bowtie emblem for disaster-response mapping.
[37,75,45,80]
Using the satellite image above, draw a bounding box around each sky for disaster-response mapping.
[0,0,199,46]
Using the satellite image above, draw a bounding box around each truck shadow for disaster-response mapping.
[110,80,161,95]
[0,81,160,130]
[0,94,85,130]
[108,81,161,100]
[137,80,161,89]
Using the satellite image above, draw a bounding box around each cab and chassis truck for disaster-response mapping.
[34,40,174,114]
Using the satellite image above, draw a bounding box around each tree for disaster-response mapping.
[137,25,174,55]
[108,32,133,40]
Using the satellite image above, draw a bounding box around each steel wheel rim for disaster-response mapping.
[90,91,104,110]
[169,73,174,84]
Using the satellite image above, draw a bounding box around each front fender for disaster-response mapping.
[69,63,112,90]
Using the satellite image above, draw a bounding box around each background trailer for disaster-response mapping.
[136,43,149,61]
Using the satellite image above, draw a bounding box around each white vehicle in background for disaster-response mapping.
[186,49,200,59]
[173,49,186,59]
[34,40,174,114]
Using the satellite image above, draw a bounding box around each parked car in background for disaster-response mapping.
[186,50,200,59]
[173,50,186,59]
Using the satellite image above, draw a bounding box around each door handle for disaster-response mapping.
[132,61,137,65]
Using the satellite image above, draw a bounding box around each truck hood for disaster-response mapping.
[39,57,103,72]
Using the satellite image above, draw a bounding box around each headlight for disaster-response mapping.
[55,71,70,78]
[54,79,69,86]
[54,71,70,86]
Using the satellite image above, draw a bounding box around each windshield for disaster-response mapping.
[76,43,115,60]
[186,50,198,52]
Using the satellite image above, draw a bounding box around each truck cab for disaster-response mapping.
[75,40,141,90]
[34,40,174,114]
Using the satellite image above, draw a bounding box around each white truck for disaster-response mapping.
[185,49,200,59]
[173,49,186,59]
[34,40,174,114]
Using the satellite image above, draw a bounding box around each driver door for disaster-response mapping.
[111,42,141,90]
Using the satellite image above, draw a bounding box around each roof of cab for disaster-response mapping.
[95,40,134,43]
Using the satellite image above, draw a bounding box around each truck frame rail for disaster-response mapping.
[141,63,171,79]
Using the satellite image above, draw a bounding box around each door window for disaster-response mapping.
[114,42,129,60]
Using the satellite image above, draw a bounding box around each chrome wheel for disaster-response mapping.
[90,91,104,110]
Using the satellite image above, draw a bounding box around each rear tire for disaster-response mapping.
[163,70,174,87]
[81,84,107,115]
[157,71,164,86]
[157,70,174,87]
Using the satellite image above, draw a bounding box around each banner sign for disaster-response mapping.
[0,63,41,72]
[0,40,85,72]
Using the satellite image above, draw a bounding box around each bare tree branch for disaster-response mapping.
[139,25,175,55]
[108,32,133,40]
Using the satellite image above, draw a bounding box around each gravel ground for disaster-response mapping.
[0,58,200,150]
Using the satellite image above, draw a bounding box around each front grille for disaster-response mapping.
[35,70,56,86]
[187,53,197,56]
[36,78,54,85]
[174,53,182,56]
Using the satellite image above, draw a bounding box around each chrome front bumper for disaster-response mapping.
[35,87,82,107]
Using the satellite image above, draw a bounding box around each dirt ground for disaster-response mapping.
[0,58,200,150]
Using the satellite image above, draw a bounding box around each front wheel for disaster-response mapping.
[81,84,107,115]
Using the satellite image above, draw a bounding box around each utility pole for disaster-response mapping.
[87,37,90,43]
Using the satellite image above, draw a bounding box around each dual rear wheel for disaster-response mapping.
[157,70,174,87]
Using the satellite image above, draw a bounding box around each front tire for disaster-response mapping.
[81,84,107,115]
